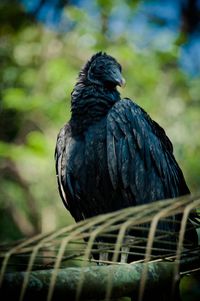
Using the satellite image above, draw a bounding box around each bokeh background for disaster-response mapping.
[0,0,200,243]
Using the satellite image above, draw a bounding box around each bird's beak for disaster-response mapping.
[118,77,126,88]
[114,69,126,88]
[115,71,126,88]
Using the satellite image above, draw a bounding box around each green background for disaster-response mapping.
[0,0,199,243]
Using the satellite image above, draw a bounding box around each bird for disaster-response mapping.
[55,52,198,263]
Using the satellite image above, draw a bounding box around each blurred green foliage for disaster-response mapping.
[0,0,200,243]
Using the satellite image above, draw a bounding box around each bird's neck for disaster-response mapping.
[70,82,120,133]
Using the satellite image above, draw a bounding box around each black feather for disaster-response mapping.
[55,52,198,257]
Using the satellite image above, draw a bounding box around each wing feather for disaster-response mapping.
[55,125,69,209]
[107,98,189,205]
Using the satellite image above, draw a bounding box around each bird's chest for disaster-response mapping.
[67,119,108,183]
[65,118,116,217]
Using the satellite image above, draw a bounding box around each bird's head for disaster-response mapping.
[79,52,126,89]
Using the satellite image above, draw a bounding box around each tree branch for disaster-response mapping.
[1,262,176,300]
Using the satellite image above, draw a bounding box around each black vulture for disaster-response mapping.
[55,52,198,262]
